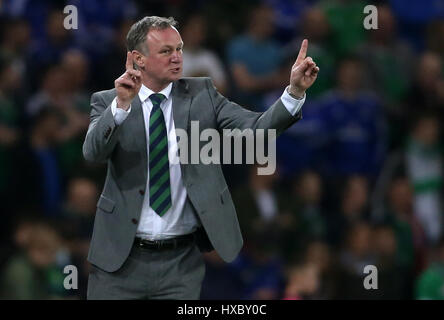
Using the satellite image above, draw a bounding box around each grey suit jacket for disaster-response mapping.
[83,77,302,272]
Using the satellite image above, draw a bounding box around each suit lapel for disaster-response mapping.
[126,96,148,183]
[171,80,191,133]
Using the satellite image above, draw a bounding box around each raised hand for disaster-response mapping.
[289,39,319,98]
[115,52,142,110]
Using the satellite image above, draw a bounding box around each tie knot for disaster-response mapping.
[149,93,166,105]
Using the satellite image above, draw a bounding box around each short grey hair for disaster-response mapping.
[126,16,178,54]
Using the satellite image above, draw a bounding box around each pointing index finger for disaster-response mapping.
[295,39,308,65]
[126,52,134,71]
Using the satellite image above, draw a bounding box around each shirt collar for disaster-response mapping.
[138,82,173,103]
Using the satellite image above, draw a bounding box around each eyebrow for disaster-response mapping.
[159,42,184,50]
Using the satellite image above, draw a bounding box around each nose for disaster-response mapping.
[171,50,182,63]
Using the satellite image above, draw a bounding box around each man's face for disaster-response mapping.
[138,27,183,86]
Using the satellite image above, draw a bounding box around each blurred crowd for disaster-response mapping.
[0,0,444,300]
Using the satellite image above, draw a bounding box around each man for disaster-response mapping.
[83,16,319,300]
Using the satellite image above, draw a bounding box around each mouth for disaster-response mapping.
[171,67,181,73]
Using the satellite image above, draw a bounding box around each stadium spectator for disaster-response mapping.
[357,5,414,114]
[333,222,376,299]
[58,176,98,299]
[233,165,287,249]
[316,56,387,179]
[27,108,64,216]
[406,114,443,245]
[327,175,370,248]
[372,224,408,299]
[281,170,327,260]
[384,176,427,276]
[226,4,285,110]
[402,52,444,136]
[26,9,76,91]
[181,14,227,94]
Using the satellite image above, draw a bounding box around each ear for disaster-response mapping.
[132,50,145,70]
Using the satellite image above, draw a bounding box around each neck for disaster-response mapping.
[142,77,171,93]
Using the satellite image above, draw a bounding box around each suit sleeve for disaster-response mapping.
[205,78,303,136]
[82,92,122,163]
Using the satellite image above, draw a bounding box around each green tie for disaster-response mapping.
[148,93,171,216]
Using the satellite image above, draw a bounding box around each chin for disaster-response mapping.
[169,72,182,82]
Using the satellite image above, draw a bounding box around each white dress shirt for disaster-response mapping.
[111,83,305,240]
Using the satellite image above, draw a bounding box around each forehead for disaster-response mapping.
[146,27,182,48]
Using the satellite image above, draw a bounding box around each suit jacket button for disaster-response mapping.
[132,218,138,225]
[139,190,145,195]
